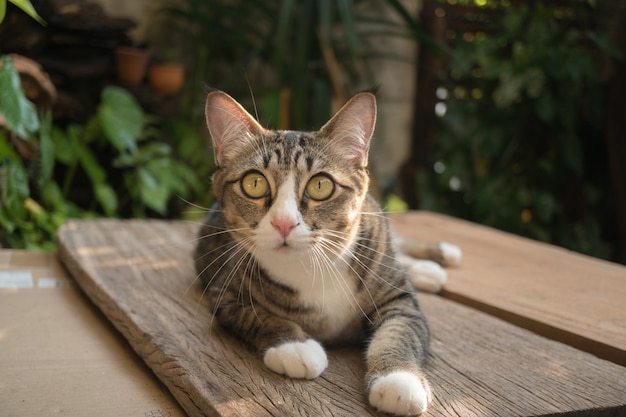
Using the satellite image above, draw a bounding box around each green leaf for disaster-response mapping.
[8,0,46,25]
[134,143,171,164]
[138,166,158,190]
[77,145,106,185]
[38,110,54,186]
[41,181,63,210]
[97,86,144,153]
[52,126,77,165]
[0,56,40,139]
[0,1,6,23]
[140,181,169,215]
[0,203,16,232]
[0,131,19,160]
[5,157,30,201]
[94,183,118,216]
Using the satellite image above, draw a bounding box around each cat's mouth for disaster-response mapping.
[275,240,293,251]
[272,238,308,253]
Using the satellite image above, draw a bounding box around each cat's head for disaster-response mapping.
[205,90,376,263]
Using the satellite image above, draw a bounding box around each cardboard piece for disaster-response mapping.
[0,250,185,417]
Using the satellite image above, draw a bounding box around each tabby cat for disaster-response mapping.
[194,90,461,416]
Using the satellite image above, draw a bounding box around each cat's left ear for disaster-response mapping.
[319,92,377,167]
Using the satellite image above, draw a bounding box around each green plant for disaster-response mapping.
[0,0,44,24]
[155,0,425,130]
[1,56,77,249]
[79,86,203,217]
[0,56,203,249]
[417,3,617,259]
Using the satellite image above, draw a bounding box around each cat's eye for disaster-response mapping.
[241,172,269,199]
[306,174,335,201]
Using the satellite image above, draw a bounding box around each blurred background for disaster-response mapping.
[1,0,624,265]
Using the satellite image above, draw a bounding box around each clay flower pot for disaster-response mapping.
[115,47,150,85]
[149,62,185,96]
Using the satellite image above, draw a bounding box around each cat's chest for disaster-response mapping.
[260,255,363,342]
[297,268,363,343]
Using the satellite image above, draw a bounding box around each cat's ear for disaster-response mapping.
[205,91,265,166]
[319,92,377,167]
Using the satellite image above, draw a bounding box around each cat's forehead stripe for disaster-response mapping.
[264,131,313,169]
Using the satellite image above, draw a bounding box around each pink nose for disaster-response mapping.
[271,217,299,239]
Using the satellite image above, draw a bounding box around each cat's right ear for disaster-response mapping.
[205,91,265,166]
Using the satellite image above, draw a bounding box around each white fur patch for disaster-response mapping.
[263,339,328,379]
[399,255,447,293]
[369,371,429,416]
[440,242,462,266]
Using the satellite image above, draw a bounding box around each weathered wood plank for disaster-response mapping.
[56,219,626,417]
[391,212,626,367]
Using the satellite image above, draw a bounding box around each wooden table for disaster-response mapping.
[50,212,626,416]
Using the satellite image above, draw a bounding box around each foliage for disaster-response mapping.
[0,56,203,249]
[155,0,417,130]
[0,0,45,25]
[417,3,617,259]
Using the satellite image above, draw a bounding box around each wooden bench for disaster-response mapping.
[56,212,626,417]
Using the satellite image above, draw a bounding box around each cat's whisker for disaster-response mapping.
[245,249,261,321]
[188,235,252,315]
[314,240,376,324]
[323,227,391,247]
[323,230,403,264]
[358,210,389,219]
[192,227,254,258]
[320,236,411,295]
[208,237,256,329]
[323,229,412,275]
[175,195,215,212]
[188,238,241,310]
[235,249,256,309]
[310,244,348,316]
[146,223,240,258]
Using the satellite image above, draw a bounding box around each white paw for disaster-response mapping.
[369,371,429,416]
[263,339,328,379]
[440,242,462,266]
[400,255,447,293]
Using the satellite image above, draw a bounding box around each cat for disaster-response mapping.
[194,89,461,416]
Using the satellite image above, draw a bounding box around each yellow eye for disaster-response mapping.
[241,172,269,199]
[306,174,335,201]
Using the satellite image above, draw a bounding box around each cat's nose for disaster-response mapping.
[271,217,300,239]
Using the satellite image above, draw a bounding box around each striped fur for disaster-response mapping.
[195,91,433,415]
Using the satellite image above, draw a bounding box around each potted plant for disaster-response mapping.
[115,45,150,85]
[148,57,185,96]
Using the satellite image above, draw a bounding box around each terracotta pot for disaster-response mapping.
[115,47,150,85]
[149,63,185,96]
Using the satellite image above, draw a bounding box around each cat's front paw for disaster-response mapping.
[263,339,327,379]
[369,371,430,416]
[402,257,447,293]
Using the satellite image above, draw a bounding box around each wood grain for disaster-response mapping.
[56,218,626,417]
[390,212,626,367]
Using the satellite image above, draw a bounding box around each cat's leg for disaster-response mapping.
[397,238,462,266]
[365,294,431,416]
[398,254,447,293]
[396,239,462,293]
[215,301,327,379]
